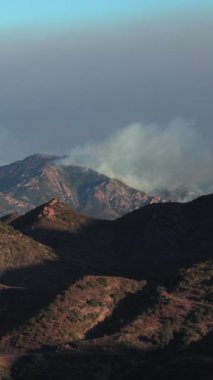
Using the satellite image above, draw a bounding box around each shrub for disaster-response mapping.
[68,311,81,323]
[97,277,108,287]
[87,299,102,307]
[85,280,96,288]
[76,280,96,290]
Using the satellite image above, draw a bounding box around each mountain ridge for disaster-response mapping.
[0,194,212,379]
[0,154,165,219]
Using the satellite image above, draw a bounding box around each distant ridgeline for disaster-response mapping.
[0,153,169,219]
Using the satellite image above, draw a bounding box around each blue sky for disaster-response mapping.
[1,0,212,30]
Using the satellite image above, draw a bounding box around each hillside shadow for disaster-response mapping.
[0,260,85,339]
[86,283,157,340]
[0,200,212,343]
[10,330,213,380]
[0,219,119,341]
[11,216,213,283]
[0,223,107,339]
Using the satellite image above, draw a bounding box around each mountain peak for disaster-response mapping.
[0,154,168,219]
[11,198,96,242]
[38,198,64,221]
[23,153,58,163]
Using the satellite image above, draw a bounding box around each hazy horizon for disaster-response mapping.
[0,1,212,191]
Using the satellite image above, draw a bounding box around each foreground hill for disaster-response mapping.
[0,154,163,219]
[0,195,212,379]
[10,194,213,280]
[0,222,59,354]
[0,222,56,274]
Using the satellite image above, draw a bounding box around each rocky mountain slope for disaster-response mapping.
[0,154,165,219]
[0,195,212,379]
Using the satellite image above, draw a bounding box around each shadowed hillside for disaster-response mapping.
[0,195,212,379]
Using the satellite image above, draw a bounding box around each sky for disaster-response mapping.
[1,1,211,29]
[0,1,213,191]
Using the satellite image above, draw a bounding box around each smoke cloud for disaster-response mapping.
[61,119,213,194]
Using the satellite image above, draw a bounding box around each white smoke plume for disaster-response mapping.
[61,119,213,194]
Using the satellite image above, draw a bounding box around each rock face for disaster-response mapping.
[0,154,165,219]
